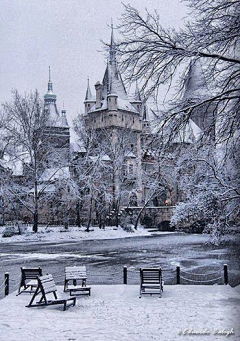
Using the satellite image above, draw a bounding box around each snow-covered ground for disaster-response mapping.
[0,285,239,341]
[0,225,175,243]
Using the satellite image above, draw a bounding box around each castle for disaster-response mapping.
[0,27,213,228]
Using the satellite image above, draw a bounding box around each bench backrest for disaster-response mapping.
[140,268,162,284]
[38,274,57,295]
[65,266,87,280]
[22,267,42,280]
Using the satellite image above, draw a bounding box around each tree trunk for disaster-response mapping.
[33,211,38,233]
[134,193,156,230]
[33,180,38,233]
[86,197,93,232]
[76,200,81,227]
[1,197,5,226]
[134,206,145,230]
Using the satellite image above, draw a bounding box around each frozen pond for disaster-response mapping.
[0,233,239,297]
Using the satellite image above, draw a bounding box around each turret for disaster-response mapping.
[84,78,95,114]
[44,67,60,127]
[131,82,142,113]
[60,104,69,127]
[107,93,118,111]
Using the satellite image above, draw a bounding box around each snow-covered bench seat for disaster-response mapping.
[64,266,91,296]
[26,274,76,311]
[139,268,163,298]
[17,267,42,295]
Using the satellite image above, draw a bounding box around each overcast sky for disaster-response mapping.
[0,0,187,136]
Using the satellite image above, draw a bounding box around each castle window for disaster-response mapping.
[122,115,124,121]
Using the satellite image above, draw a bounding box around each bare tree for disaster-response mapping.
[115,1,240,237]
[1,90,70,232]
[74,115,142,228]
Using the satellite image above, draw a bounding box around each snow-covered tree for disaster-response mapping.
[74,114,143,228]
[115,1,240,237]
[1,90,71,232]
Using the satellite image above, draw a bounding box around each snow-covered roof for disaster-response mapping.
[125,151,136,158]
[85,78,95,102]
[39,167,71,182]
[101,154,111,161]
[29,183,56,194]
[183,59,209,101]
[88,29,139,115]
[0,151,31,176]
[89,154,111,162]
[174,119,203,143]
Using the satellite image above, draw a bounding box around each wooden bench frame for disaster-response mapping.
[26,274,76,311]
[17,267,42,295]
[139,268,163,298]
[64,266,91,296]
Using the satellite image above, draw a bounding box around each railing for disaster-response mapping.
[0,264,231,299]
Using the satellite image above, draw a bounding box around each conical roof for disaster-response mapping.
[183,59,209,101]
[132,82,142,102]
[44,66,57,103]
[44,67,67,128]
[101,26,137,113]
[85,78,94,101]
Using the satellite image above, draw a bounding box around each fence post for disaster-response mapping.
[176,266,180,284]
[5,273,9,296]
[224,264,228,285]
[123,266,127,285]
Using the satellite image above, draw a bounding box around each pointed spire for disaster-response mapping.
[44,66,57,104]
[48,66,53,92]
[109,20,116,65]
[183,58,209,101]
[85,77,93,101]
[134,81,142,102]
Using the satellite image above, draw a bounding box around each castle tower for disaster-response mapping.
[83,25,143,205]
[43,67,70,166]
[84,78,95,114]
[131,82,151,134]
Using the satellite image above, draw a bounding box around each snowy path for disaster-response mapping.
[0,285,239,341]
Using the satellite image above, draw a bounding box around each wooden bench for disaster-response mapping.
[26,274,76,311]
[139,268,163,298]
[17,267,42,295]
[64,266,91,296]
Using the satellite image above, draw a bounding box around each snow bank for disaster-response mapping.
[0,285,239,341]
[0,225,174,244]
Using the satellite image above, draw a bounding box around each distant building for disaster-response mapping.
[81,25,153,207]
[0,30,214,228]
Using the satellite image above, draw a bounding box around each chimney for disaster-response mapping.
[95,81,103,109]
